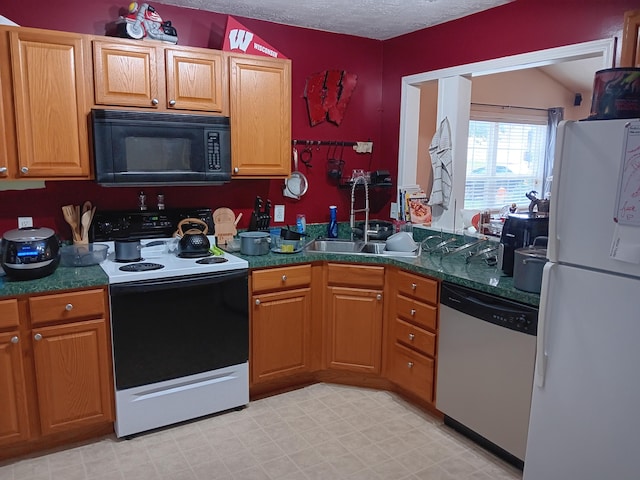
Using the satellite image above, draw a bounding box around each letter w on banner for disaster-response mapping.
[222,16,287,59]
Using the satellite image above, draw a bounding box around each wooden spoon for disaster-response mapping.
[62,205,80,242]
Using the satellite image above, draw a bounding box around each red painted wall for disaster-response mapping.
[0,0,637,240]
[0,1,384,239]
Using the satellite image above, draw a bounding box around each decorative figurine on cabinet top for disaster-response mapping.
[117,2,178,44]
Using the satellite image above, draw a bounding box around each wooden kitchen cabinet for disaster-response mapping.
[0,26,91,179]
[0,288,114,455]
[325,264,385,374]
[92,38,227,113]
[621,10,640,67]
[0,299,30,447]
[228,53,291,177]
[251,265,313,384]
[387,269,439,403]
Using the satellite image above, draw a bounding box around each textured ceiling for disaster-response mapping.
[155,0,512,40]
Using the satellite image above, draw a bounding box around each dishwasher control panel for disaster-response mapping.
[440,283,538,335]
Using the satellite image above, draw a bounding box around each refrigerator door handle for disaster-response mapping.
[547,121,567,264]
[535,261,555,388]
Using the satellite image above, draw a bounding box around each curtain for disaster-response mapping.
[544,107,564,198]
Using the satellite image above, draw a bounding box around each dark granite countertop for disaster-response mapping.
[0,226,539,307]
[235,225,540,307]
[0,265,108,298]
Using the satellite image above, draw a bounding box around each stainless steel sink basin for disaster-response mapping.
[305,238,389,256]
[304,238,420,258]
[305,239,365,253]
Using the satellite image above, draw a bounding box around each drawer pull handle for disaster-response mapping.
[410,309,416,316]
[169,99,176,106]
[234,167,239,173]
[10,336,19,344]
[151,98,159,105]
[34,333,43,341]
[408,333,415,341]
[407,361,414,369]
[21,166,29,174]
[0,167,7,173]
[255,299,261,305]
[411,283,417,290]
[376,294,382,301]
[282,275,287,282]
[65,303,74,311]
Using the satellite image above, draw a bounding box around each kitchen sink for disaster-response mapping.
[304,238,416,257]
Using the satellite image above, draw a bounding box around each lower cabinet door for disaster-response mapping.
[32,319,113,435]
[251,288,312,383]
[326,286,383,374]
[0,331,30,446]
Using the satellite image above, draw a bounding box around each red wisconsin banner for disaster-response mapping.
[222,16,287,59]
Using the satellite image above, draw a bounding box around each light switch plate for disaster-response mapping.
[390,202,398,220]
[274,205,285,222]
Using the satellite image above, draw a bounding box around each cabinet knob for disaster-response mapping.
[410,309,416,316]
[234,167,239,173]
[34,333,43,341]
[282,275,287,282]
[408,333,415,341]
[65,303,74,311]
[255,299,261,305]
[407,362,414,369]
[411,283,417,290]
[376,294,382,301]
[10,336,19,344]
[169,99,176,106]
[0,166,7,174]
[21,166,29,174]
[151,98,159,105]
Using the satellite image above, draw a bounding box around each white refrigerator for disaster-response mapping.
[523,119,640,480]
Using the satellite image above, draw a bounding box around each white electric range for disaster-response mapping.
[92,208,249,438]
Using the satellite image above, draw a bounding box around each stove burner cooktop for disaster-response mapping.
[119,262,165,272]
[196,257,229,265]
[114,258,143,263]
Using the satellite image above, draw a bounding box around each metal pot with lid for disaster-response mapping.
[513,237,548,293]
[1,227,60,280]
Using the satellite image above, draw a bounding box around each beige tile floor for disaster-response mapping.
[0,383,523,480]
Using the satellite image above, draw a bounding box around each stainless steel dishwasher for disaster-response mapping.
[437,282,538,470]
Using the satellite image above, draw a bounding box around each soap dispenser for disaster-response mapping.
[328,206,338,238]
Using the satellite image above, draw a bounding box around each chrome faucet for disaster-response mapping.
[350,175,370,242]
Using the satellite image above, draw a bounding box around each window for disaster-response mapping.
[464,118,547,210]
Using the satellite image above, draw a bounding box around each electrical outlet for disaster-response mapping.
[390,202,399,220]
[18,216,33,228]
[274,205,285,222]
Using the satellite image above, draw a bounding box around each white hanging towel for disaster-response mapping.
[428,117,453,210]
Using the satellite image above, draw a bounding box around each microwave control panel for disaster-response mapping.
[206,131,222,171]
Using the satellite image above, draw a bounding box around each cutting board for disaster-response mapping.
[213,208,237,245]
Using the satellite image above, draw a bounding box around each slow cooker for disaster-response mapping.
[1,227,60,280]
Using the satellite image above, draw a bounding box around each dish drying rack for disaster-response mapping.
[421,234,498,265]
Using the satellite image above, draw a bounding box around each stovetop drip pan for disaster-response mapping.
[119,262,165,272]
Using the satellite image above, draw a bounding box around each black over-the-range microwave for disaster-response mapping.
[91,109,232,186]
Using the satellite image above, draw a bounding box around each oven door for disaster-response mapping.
[109,270,248,391]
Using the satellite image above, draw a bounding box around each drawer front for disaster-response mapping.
[29,289,106,326]
[391,343,434,402]
[327,263,384,288]
[396,295,437,331]
[0,299,20,329]
[252,264,312,292]
[395,318,436,357]
[396,270,438,304]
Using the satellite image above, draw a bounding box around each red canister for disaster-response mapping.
[588,68,640,120]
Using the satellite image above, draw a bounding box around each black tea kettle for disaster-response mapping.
[175,218,210,258]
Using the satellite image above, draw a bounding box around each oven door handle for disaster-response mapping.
[110,270,247,295]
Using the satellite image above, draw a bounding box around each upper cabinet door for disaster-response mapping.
[93,40,161,108]
[229,55,291,177]
[10,29,90,178]
[165,48,225,112]
[621,10,640,67]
